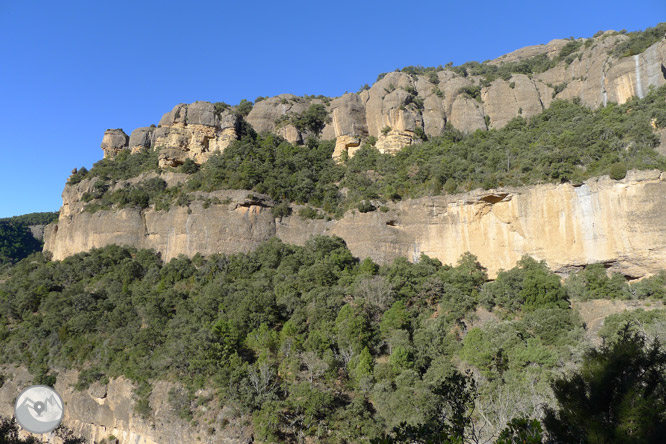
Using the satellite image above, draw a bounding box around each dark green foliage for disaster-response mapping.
[543,327,666,444]
[75,368,107,390]
[83,177,170,212]
[458,85,482,101]
[235,99,253,117]
[213,102,230,115]
[67,166,88,185]
[557,39,583,62]
[598,309,666,343]
[186,134,341,210]
[371,370,477,444]
[0,239,495,442]
[630,272,666,299]
[0,222,42,264]
[178,158,200,174]
[271,201,291,218]
[70,148,159,184]
[612,22,666,58]
[84,85,666,216]
[0,212,58,226]
[481,256,568,312]
[609,161,627,180]
[288,103,331,136]
[448,54,556,84]
[495,418,543,444]
[0,416,84,443]
[565,264,631,300]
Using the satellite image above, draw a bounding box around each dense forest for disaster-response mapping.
[1,239,665,442]
[68,85,666,218]
[0,212,58,265]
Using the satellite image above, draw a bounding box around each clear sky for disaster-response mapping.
[0,0,664,217]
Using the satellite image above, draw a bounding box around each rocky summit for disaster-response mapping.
[45,27,666,281]
[100,31,666,165]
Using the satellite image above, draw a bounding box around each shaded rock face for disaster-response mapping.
[128,127,155,153]
[45,170,666,280]
[0,366,252,444]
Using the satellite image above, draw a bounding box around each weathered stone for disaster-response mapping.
[321,93,368,140]
[128,127,155,153]
[158,103,188,127]
[152,106,239,166]
[0,365,253,444]
[449,96,486,132]
[376,129,415,154]
[245,94,309,133]
[333,135,361,161]
[482,75,544,128]
[183,101,218,126]
[101,129,129,158]
[44,170,666,280]
[276,124,302,144]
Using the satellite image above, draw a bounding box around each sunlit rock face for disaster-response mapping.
[45,170,666,280]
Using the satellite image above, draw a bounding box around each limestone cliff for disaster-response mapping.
[45,170,666,279]
[99,32,666,162]
[0,366,251,444]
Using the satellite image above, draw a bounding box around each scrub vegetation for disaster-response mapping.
[1,240,666,442]
[72,85,666,218]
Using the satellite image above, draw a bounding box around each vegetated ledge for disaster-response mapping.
[44,169,666,280]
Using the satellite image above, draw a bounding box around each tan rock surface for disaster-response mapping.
[376,129,415,154]
[101,129,129,158]
[102,34,665,160]
[0,366,251,444]
[154,102,239,167]
[45,170,666,279]
[333,135,361,160]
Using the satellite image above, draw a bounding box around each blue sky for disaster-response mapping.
[0,0,664,217]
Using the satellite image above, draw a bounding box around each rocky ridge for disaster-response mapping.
[101,32,666,164]
[45,170,666,280]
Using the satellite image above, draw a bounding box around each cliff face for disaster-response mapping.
[45,29,666,276]
[100,34,666,163]
[45,170,666,279]
[0,366,251,444]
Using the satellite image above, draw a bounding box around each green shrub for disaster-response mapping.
[357,200,376,213]
[612,22,666,57]
[458,85,482,102]
[178,159,200,174]
[298,206,321,219]
[271,201,291,218]
[609,161,627,180]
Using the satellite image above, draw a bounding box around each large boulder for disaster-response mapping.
[153,103,240,167]
[128,127,155,153]
[101,129,129,158]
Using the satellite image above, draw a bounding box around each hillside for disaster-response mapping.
[3,23,666,444]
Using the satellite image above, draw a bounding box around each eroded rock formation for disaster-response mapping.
[45,170,666,279]
[0,366,251,444]
[99,34,666,164]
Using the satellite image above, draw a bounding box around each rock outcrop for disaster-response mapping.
[99,33,666,164]
[0,366,251,444]
[101,129,129,158]
[154,102,239,167]
[45,170,666,279]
